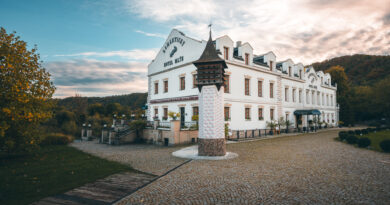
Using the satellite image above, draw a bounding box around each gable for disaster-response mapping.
[148,29,206,75]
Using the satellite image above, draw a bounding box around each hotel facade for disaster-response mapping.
[147,29,339,132]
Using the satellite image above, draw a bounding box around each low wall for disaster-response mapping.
[143,128,198,146]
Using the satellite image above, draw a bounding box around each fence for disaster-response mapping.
[157,121,171,129]
[181,121,198,130]
[229,126,323,140]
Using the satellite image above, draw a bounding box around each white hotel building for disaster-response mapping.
[147,29,339,131]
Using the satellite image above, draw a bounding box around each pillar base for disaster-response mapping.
[198,138,226,156]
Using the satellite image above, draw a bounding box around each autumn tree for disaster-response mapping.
[325,66,354,125]
[0,27,55,153]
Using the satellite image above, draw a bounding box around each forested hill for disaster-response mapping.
[311,54,390,85]
[57,93,147,111]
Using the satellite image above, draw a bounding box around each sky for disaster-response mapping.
[1,0,389,98]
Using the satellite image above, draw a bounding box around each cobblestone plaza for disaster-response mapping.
[73,129,390,204]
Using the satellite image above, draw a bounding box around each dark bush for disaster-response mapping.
[367,128,375,132]
[379,140,390,153]
[347,130,354,134]
[354,130,362,135]
[361,129,369,135]
[338,131,348,141]
[41,133,74,145]
[346,135,358,144]
[357,137,371,148]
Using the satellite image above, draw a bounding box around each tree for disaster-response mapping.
[325,66,354,125]
[0,27,55,153]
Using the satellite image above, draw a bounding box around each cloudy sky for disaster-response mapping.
[1,0,389,98]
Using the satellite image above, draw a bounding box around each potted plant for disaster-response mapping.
[266,120,277,135]
[277,117,285,134]
[285,120,293,133]
[168,111,180,121]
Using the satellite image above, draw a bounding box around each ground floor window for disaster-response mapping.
[192,106,198,117]
[154,108,158,118]
[245,107,251,120]
[163,108,168,120]
[258,108,263,120]
[224,107,230,121]
[270,108,274,120]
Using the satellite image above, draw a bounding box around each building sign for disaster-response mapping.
[163,36,186,67]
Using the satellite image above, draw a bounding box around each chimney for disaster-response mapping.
[236,41,242,47]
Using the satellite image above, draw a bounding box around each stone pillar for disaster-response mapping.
[101,124,108,143]
[81,123,87,141]
[108,125,116,145]
[171,120,180,145]
[153,120,159,130]
[198,85,226,156]
[86,124,92,140]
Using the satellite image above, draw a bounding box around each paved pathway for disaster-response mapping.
[33,172,155,205]
[116,129,390,205]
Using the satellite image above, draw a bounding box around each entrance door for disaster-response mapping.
[180,107,185,127]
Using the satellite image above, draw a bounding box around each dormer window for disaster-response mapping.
[299,70,302,79]
[223,47,229,60]
[289,67,291,77]
[269,61,273,71]
[245,53,249,65]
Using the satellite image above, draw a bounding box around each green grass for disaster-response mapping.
[0,145,135,205]
[362,130,390,152]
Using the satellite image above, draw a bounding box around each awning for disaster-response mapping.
[294,109,321,115]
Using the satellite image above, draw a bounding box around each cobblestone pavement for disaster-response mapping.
[116,129,390,205]
[70,141,187,175]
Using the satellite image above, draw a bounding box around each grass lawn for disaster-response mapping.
[0,145,136,205]
[362,130,390,152]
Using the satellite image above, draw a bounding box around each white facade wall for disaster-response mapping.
[147,29,338,131]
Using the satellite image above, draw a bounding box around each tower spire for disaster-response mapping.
[208,23,212,40]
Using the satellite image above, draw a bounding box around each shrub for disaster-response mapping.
[338,131,348,141]
[354,130,362,135]
[348,130,354,135]
[41,133,74,145]
[345,135,358,144]
[379,140,390,153]
[357,137,371,148]
[361,129,369,135]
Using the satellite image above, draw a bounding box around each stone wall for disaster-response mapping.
[142,122,198,146]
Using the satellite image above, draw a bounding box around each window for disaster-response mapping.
[223,47,229,60]
[270,108,274,120]
[292,89,296,102]
[299,70,302,79]
[245,53,249,65]
[154,108,158,117]
[285,87,289,102]
[163,108,168,120]
[270,82,274,98]
[326,95,329,106]
[331,95,334,106]
[245,107,251,120]
[286,113,289,121]
[258,80,263,97]
[224,107,230,121]
[164,80,168,93]
[270,61,273,71]
[312,91,315,104]
[289,67,292,77]
[317,92,320,105]
[193,74,197,88]
[245,78,250,95]
[154,82,159,94]
[192,106,198,117]
[224,75,230,93]
[321,77,323,84]
[306,90,309,104]
[299,90,302,103]
[322,93,325,105]
[180,76,185,90]
[258,108,263,120]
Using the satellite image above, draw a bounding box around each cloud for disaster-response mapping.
[54,48,158,61]
[135,30,166,38]
[45,59,148,98]
[124,0,390,64]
